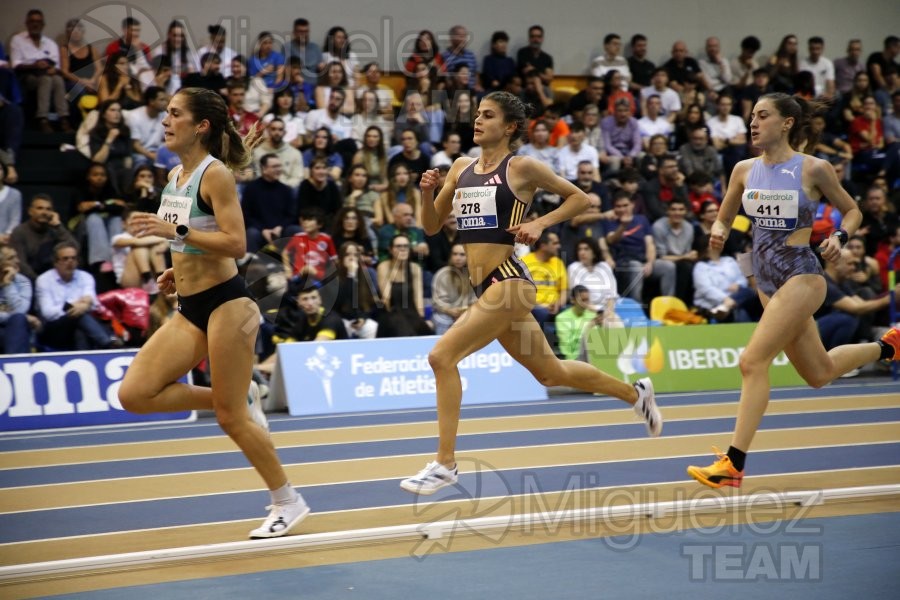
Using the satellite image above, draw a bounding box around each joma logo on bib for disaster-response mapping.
[742,189,799,231]
[453,186,499,230]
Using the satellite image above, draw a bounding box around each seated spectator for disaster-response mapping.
[394,91,441,149]
[641,68,682,123]
[848,96,885,179]
[405,30,445,81]
[627,34,655,94]
[303,126,343,181]
[282,208,337,282]
[810,114,853,163]
[110,210,167,293]
[567,76,605,123]
[603,190,675,302]
[284,55,314,113]
[315,61,353,115]
[591,34,631,86]
[768,34,800,94]
[432,131,463,168]
[375,233,432,337]
[567,237,618,312]
[331,241,379,338]
[816,249,898,350]
[0,243,40,353]
[342,165,380,228]
[389,128,431,183]
[558,122,600,181]
[698,36,733,101]
[562,163,613,261]
[225,80,260,137]
[104,16,154,88]
[10,194,77,280]
[678,126,723,186]
[127,164,160,213]
[663,40,704,93]
[181,52,228,95]
[252,118,304,187]
[859,185,897,256]
[0,95,25,185]
[352,126,389,193]
[153,143,180,189]
[331,206,375,265]
[444,90,476,152]
[352,89,394,149]
[358,62,397,117]
[741,68,773,122]
[600,98,642,171]
[374,163,423,228]
[685,171,719,216]
[425,214,460,274]
[431,243,476,335]
[555,285,604,361]
[529,103,569,147]
[652,198,697,306]
[692,244,756,322]
[639,134,671,181]
[518,120,560,173]
[840,71,872,125]
[86,100,135,194]
[154,20,198,91]
[673,102,707,149]
[482,31,516,93]
[705,95,747,181]
[602,70,636,116]
[521,70,554,118]
[641,156,689,222]
[845,235,882,297]
[692,200,746,258]
[242,153,300,253]
[730,35,762,93]
[10,9,72,132]
[59,18,100,114]
[36,242,118,350]
[97,52,142,110]
[581,105,608,165]
[376,202,429,264]
[637,95,673,147]
[322,26,361,94]
[297,157,344,227]
[0,177,22,243]
[522,231,567,335]
[70,162,126,275]
[248,31,286,91]
[125,86,167,168]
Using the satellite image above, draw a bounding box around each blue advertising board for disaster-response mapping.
[0,350,195,433]
[275,337,547,415]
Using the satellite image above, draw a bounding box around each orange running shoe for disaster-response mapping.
[880,327,900,361]
[687,446,744,488]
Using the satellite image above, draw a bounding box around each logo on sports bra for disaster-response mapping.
[484,174,502,186]
[779,166,798,179]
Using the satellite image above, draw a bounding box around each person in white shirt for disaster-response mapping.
[125,86,167,166]
[9,9,71,132]
[798,36,835,98]
[199,25,237,78]
[638,95,674,148]
[698,37,733,99]
[591,33,630,90]
[557,122,599,181]
[729,36,761,92]
[305,87,353,141]
[641,68,682,123]
[705,94,747,180]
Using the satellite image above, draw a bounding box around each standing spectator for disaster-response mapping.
[431,243,476,335]
[0,244,40,353]
[603,191,674,302]
[699,37,733,101]
[627,34,656,95]
[297,157,344,227]
[867,36,900,92]
[444,90,476,152]
[97,51,142,110]
[153,20,198,91]
[730,36,761,93]
[706,95,747,180]
[125,86,167,167]
[663,40,703,93]
[10,9,72,132]
[834,39,865,96]
[288,19,323,81]
[36,242,116,350]
[0,178,22,244]
[522,231,568,334]
[652,198,697,306]
[768,34,799,93]
[199,25,237,78]
[516,25,553,79]
[442,26,479,91]
[591,33,630,88]
[253,118,304,187]
[600,98,642,171]
[242,153,300,253]
[483,31,516,93]
[282,209,336,282]
[799,37,836,99]
[376,233,432,337]
[103,17,153,89]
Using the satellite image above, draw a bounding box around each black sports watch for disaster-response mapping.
[830,228,848,247]
[175,224,190,242]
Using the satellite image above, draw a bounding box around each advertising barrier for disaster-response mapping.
[0,350,195,433]
[585,322,805,392]
[271,336,548,415]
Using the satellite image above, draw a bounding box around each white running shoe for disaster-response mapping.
[633,378,662,437]
[400,461,459,495]
[247,381,269,433]
[249,494,310,539]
